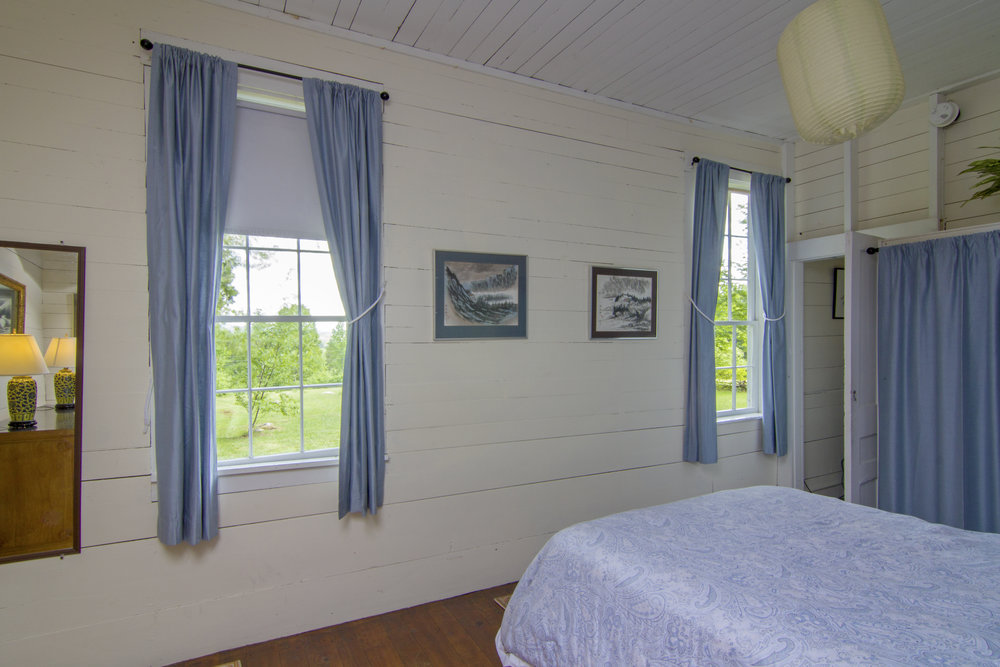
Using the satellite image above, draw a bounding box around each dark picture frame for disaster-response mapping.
[0,272,25,334]
[590,266,657,338]
[434,250,527,339]
[832,267,845,319]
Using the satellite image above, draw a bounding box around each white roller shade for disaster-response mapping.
[226,102,325,240]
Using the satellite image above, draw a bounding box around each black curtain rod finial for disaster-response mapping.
[140,38,153,51]
[866,247,880,254]
[380,91,389,101]
[691,156,791,183]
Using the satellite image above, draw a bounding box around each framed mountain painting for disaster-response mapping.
[434,250,527,339]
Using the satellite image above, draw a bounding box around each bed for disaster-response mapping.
[496,485,1000,666]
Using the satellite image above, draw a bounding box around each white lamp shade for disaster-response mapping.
[777,0,904,144]
[0,334,50,376]
[44,337,77,368]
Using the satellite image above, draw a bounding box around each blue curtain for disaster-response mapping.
[877,231,1000,533]
[303,79,385,518]
[684,159,730,463]
[749,174,787,456]
[146,45,237,545]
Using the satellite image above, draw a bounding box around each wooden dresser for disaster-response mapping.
[0,408,78,562]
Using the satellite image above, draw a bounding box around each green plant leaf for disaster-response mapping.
[960,145,1000,207]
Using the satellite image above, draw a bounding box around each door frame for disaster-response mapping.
[844,231,879,505]
[782,234,846,492]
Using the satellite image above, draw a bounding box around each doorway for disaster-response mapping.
[787,231,879,506]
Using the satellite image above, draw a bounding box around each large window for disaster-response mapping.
[715,185,761,415]
[214,235,346,464]
[213,69,346,466]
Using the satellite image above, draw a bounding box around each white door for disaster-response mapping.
[844,232,879,506]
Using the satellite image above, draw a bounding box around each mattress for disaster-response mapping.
[496,485,1000,666]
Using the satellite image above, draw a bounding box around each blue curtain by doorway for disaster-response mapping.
[877,230,1000,533]
[749,174,787,456]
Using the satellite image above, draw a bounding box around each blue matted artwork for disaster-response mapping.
[434,250,527,339]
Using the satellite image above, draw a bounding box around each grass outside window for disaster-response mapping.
[216,388,342,462]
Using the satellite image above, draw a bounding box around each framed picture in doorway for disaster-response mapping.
[590,266,657,338]
[832,267,845,319]
[434,250,527,339]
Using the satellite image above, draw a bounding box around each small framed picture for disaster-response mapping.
[590,267,657,338]
[832,267,845,319]
[0,273,25,335]
[435,250,527,339]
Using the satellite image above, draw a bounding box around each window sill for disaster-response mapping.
[217,456,339,494]
[214,453,390,495]
[150,453,389,500]
[717,412,762,425]
[150,456,337,501]
[717,412,763,436]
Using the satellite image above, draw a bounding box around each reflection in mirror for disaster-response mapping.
[0,273,25,334]
[0,241,85,563]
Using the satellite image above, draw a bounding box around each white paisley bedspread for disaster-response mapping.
[496,486,1000,666]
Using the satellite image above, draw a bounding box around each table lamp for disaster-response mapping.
[44,337,77,410]
[0,334,50,429]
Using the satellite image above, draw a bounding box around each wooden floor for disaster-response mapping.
[169,582,517,667]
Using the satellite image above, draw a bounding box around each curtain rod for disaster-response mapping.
[865,219,1000,255]
[139,38,389,101]
[691,156,791,183]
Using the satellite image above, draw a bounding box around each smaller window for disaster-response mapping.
[715,184,761,415]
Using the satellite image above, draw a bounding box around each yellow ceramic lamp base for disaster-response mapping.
[7,375,38,428]
[53,367,75,409]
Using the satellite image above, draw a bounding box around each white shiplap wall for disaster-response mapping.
[855,101,928,230]
[792,143,844,240]
[945,77,1000,229]
[802,259,844,498]
[0,1,782,665]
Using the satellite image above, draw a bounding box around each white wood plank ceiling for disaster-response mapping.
[230,0,1000,141]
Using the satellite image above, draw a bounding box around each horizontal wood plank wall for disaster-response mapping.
[855,101,928,230]
[945,77,1000,229]
[802,260,844,498]
[0,1,781,665]
[792,143,844,240]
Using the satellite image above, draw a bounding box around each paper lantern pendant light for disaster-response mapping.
[778,0,904,144]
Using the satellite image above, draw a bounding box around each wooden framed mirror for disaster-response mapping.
[0,241,85,563]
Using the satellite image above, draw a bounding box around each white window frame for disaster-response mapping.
[215,235,346,469]
[715,177,763,419]
[213,70,346,491]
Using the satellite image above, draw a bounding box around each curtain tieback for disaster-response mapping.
[690,297,785,323]
[347,285,386,325]
[688,296,715,324]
